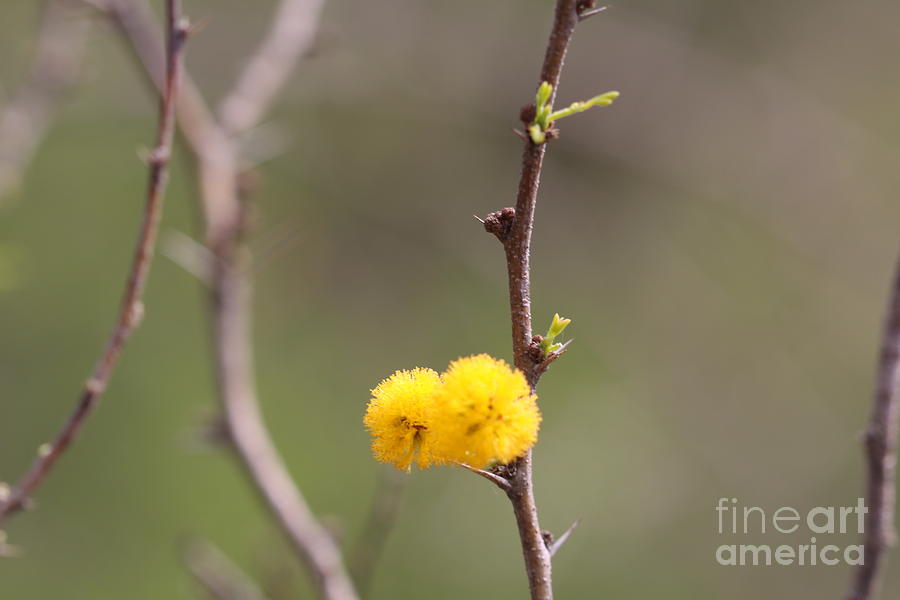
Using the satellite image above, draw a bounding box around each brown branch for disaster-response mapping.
[97,3,359,598]
[481,1,583,598]
[217,0,325,137]
[182,537,272,600]
[846,253,900,600]
[0,0,187,525]
[0,0,91,201]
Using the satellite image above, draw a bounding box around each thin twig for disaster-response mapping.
[349,467,407,593]
[98,2,360,598]
[846,253,900,600]
[0,0,91,201]
[483,1,584,598]
[182,537,272,600]
[0,0,187,525]
[217,0,325,137]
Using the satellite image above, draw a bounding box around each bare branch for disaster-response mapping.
[217,0,326,137]
[182,537,272,600]
[846,253,900,600]
[0,0,91,201]
[0,0,188,525]
[349,467,407,593]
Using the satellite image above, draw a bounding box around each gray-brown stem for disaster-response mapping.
[846,252,900,600]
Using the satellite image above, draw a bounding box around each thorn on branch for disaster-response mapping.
[576,0,608,21]
[549,519,581,557]
[0,530,21,558]
[458,463,512,492]
[483,207,515,242]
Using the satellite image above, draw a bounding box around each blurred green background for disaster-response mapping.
[2,0,900,597]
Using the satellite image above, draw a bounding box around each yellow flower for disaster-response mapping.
[364,368,443,471]
[431,354,540,469]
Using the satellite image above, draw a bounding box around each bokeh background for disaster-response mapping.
[2,0,900,597]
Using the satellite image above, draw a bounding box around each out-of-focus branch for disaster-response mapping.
[182,537,272,600]
[211,222,358,600]
[0,0,188,525]
[92,0,238,241]
[349,467,406,593]
[98,2,359,598]
[846,253,900,600]
[217,0,325,137]
[0,0,91,201]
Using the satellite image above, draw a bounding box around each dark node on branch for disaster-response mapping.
[520,104,536,126]
[541,530,554,550]
[483,207,516,242]
[197,413,232,448]
[236,169,261,202]
[147,147,171,168]
[3,495,34,515]
[528,336,545,363]
[493,462,516,481]
[175,17,193,38]
[535,339,573,378]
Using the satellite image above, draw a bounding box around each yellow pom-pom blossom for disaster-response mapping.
[364,368,443,471]
[431,354,541,469]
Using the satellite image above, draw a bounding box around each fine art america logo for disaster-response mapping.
[715,498,867,566]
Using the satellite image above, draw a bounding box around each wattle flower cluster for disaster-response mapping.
[364,354,541,471]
